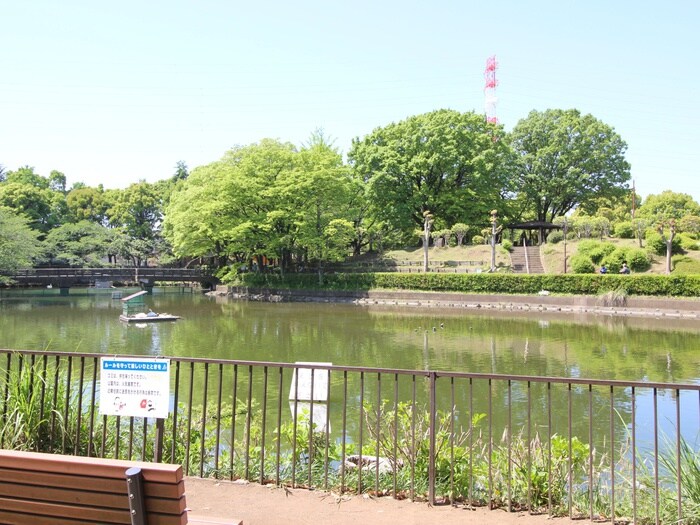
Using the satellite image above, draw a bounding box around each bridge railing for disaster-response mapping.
[1,267,213,283]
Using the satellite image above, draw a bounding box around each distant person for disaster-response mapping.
[599,264,608,274]
[619,262,630,274]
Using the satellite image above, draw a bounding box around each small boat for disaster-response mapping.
[119,312,181,323]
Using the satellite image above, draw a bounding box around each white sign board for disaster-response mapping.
[99,357,170,419]
[289,362,331,402]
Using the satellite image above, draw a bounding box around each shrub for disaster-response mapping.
[547,230,564,244]
[501,239,513,252]
[577,240,616,263]
[678,233,699,251]
[601,249,626,273]
[627,248,652,272]
[645,231,683,256]
[570,254,596,274]
[576,239,601,256]
[614,221,635,239]
[472,235,485,244]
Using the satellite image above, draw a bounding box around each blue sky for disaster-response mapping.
[1,1,698,201]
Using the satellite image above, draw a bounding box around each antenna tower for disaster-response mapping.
[484,55,498,124]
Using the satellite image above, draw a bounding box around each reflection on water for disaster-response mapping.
[2,288,700,384]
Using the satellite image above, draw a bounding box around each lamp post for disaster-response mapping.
[563,218,568,274]
[490,210,498,273]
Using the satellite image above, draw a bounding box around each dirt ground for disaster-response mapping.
[184,477,585,525]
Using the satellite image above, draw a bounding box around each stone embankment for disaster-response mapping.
[212,286,700,320]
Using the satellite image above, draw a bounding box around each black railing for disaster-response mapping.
[1,267,215,286]
[1,348,698,524]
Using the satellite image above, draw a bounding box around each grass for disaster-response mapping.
[374,238,700,275]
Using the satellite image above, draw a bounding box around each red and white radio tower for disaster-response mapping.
[484,55,498,124]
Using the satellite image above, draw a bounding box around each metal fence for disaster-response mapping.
[1,348,699,524]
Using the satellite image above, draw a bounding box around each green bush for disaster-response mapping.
[678,233,699,251]
[501,239,513,251]
[547,230,564,244]
[576,239,601,255]
[577,240,615,264]
[472,235,485,244]
[570,254,595,274]
[614,221,635,239]
[601,249,626,273]
[627,248,652,272]
[645,231,683,256]
[236,271,700,297]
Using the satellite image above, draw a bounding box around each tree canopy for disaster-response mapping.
[0,207,42,280]
[510,109,631,223]
[349,109,516,238]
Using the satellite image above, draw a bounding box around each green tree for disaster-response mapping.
[5,166,49,189]
[0,207,42,282]
[637,191,700,221]
[42,221,115,267]
[510,109,631,222]
[165,140,299,270]
[349,109,515,239]
[278,135,355,281]
[48,170,67,193]
[106,182,162,241]
[451,223,470,246]
[0,182,56,233]
[66,186,108,224]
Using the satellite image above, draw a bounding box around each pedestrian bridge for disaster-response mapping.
[1,267,217,293]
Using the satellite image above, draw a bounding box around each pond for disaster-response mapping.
[1,287,699,385]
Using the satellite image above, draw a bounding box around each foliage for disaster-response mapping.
[510,109,631,223]
[599,246,652,274]
[637,190,700,221]
[451,223,469,246]
[106,181,162,241]
[570,254,596,274]
[547,230,563,244]
[472,235,485,244]
[0,355,69,451]
[237,271,700,297]
[42,221,115,267]
[624,248,652,272]
[645,230,682,256]
[349,109,516,235]
[66,186,108,224]
[501,239,513,251]
[678,233,699,251]
[576,240,615,264]
[679,215,700,235]
[0,207,42,281]
[613,221,635,239]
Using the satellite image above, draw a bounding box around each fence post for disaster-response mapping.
[154,418,164,463]
[428,371,437,505]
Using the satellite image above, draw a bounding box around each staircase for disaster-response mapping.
[510,246,545,274]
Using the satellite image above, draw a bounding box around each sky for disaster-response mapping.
[1,1,698,201]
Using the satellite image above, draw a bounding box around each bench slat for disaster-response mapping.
[0,450,182,484]
[0,467,185,499]
[0,496,129,524]
[0,509,100,525]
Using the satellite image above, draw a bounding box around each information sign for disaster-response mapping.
[99,357,170,419]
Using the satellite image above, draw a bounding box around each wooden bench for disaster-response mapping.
[0,449,242,525]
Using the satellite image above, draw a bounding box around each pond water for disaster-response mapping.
[1,288,699,384]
